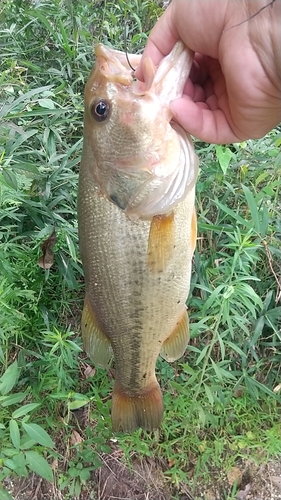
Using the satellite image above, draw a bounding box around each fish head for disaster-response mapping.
[82,42,197,218]
[84,42,193,171]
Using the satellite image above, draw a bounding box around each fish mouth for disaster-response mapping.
[95,43,142,86]
[94,41,193,100]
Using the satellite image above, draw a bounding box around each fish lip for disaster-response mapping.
[95,44,141,86]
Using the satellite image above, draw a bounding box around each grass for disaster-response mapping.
[0,0,281,499]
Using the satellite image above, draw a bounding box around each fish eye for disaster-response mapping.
[91,98,110,122]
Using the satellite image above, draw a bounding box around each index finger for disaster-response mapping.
[135,3,179,81]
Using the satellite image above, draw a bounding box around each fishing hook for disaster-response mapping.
[124,21,136,72]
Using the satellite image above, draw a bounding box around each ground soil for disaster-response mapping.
[4,453,281,500]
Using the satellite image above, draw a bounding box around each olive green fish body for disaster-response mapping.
[78,41,198,432]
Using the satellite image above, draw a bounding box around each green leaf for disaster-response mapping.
[226,341,245,357]
[65,234,77,261]
[251,316,265,346]
[80,468,91,482]
[2,169,18,190]
[11,161,40,175]
[203,384,214,405]
[4,108,64,119]
[19,436,36,450]
[9,419,20,449]
[0,361,19,395]
[38,98,56,109]
[215,145,232,174]
[216,367,236,380]
[68,398,90,410]
[1,448,18,457]
[255,172,269,187]
[11,452,27,476]
[0,392,27,406]
[12,403,41,419]
[3,458,17,470]
[215,199,252,227]
[9,129,38,154]
[18,59,42,72]
[22,423,55,448]
[25,451,53,482]
[0,85,53,119]
[202,284,225,315]
[195,344,209,366]
[211,359,223,381]
[0,487,14,500]
[242,185,260,233]
[260,205,269,238]
[56,251,78,290]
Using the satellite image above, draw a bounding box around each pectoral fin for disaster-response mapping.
[160,309,189,362]
[147,213,175,273]
[81,297,113,368]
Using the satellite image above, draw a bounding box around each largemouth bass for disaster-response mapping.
[78,41,198,432]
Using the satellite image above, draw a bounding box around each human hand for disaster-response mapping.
[135,0,281,144]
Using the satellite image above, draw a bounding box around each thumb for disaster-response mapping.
[135,3,179,81]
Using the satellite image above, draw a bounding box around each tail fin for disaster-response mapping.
[111,380,164,432]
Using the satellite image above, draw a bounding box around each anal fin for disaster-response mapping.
[160,309,189,362]
[81,297,113,368]
[147,213,175,273]
[111,379,163,432]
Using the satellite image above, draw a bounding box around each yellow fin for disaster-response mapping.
[111,380,163,432]
[147,213,175,273]
[160,309,189,362]
[191,207,197,253]
[81,298,113,368]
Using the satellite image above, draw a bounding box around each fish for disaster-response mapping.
[78,41,199,432]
